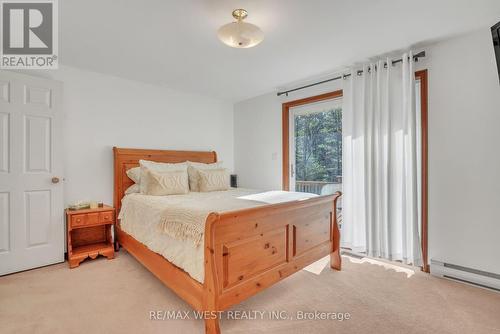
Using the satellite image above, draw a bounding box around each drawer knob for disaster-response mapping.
[76,219,81,222]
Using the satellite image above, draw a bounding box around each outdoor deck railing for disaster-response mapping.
[295,180,342,195]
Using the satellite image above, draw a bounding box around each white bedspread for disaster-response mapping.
[118,189,317,283]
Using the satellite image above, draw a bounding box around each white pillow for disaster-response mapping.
[139,160,187,194]
[197,168,230,192]
[142,169,189,196]
[126,167,141,184]
[187,161,223,192]
[124,183,140,194]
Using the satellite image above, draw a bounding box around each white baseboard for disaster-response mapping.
[430,259,500,292]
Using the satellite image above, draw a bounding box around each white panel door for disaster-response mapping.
[0,71,64,275]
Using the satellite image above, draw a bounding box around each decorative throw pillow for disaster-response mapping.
[139,160,188,193]
[187,161,223,191]
[126,167,141,184]
[142,169,189,196]
[124,183,140,194]
[197,168,230,192]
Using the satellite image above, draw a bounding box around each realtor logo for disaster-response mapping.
[1,0,58,69]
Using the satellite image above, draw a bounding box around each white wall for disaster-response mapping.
[30,66,234,206]
[234,93,281,190]
[419,29,500,275]
[234,29,500,274]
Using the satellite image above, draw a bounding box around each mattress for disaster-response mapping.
[118,188,318,283]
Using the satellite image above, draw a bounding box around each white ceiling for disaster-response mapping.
[60,0,500,101]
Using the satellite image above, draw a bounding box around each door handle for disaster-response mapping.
[291,164,295,178]
[51,177,60,184]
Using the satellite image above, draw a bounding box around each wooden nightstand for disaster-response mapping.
[66,205,115,268]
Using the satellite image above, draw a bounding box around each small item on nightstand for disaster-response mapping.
[67,201,90,211]
[89,201,98,209]
[98,202,104,208]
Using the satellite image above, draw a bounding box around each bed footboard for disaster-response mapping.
[202,192,342,333]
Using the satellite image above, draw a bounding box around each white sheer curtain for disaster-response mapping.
[341,52,422,266]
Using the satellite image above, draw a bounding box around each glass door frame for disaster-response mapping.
[281,90,343,191]
[288,97,343,192]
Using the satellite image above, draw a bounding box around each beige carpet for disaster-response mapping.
[1,251,499,334]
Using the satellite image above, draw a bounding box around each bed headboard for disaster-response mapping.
[113,147,217,213]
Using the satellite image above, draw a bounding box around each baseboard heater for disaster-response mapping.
[430,259,500,292]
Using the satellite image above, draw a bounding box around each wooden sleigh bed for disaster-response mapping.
[113,147,342,334]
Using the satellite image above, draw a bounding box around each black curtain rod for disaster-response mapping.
[277,51,426,97]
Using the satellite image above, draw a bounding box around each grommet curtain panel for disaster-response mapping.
[341,52,422,266]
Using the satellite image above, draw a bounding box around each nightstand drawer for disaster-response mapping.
[99,211,114,223]
[71,214,87,227]
[71,212,100,228]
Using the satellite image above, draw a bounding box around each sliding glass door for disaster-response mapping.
[289,97,343,195]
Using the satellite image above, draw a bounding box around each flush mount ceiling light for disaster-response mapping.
[217,9,264,48]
